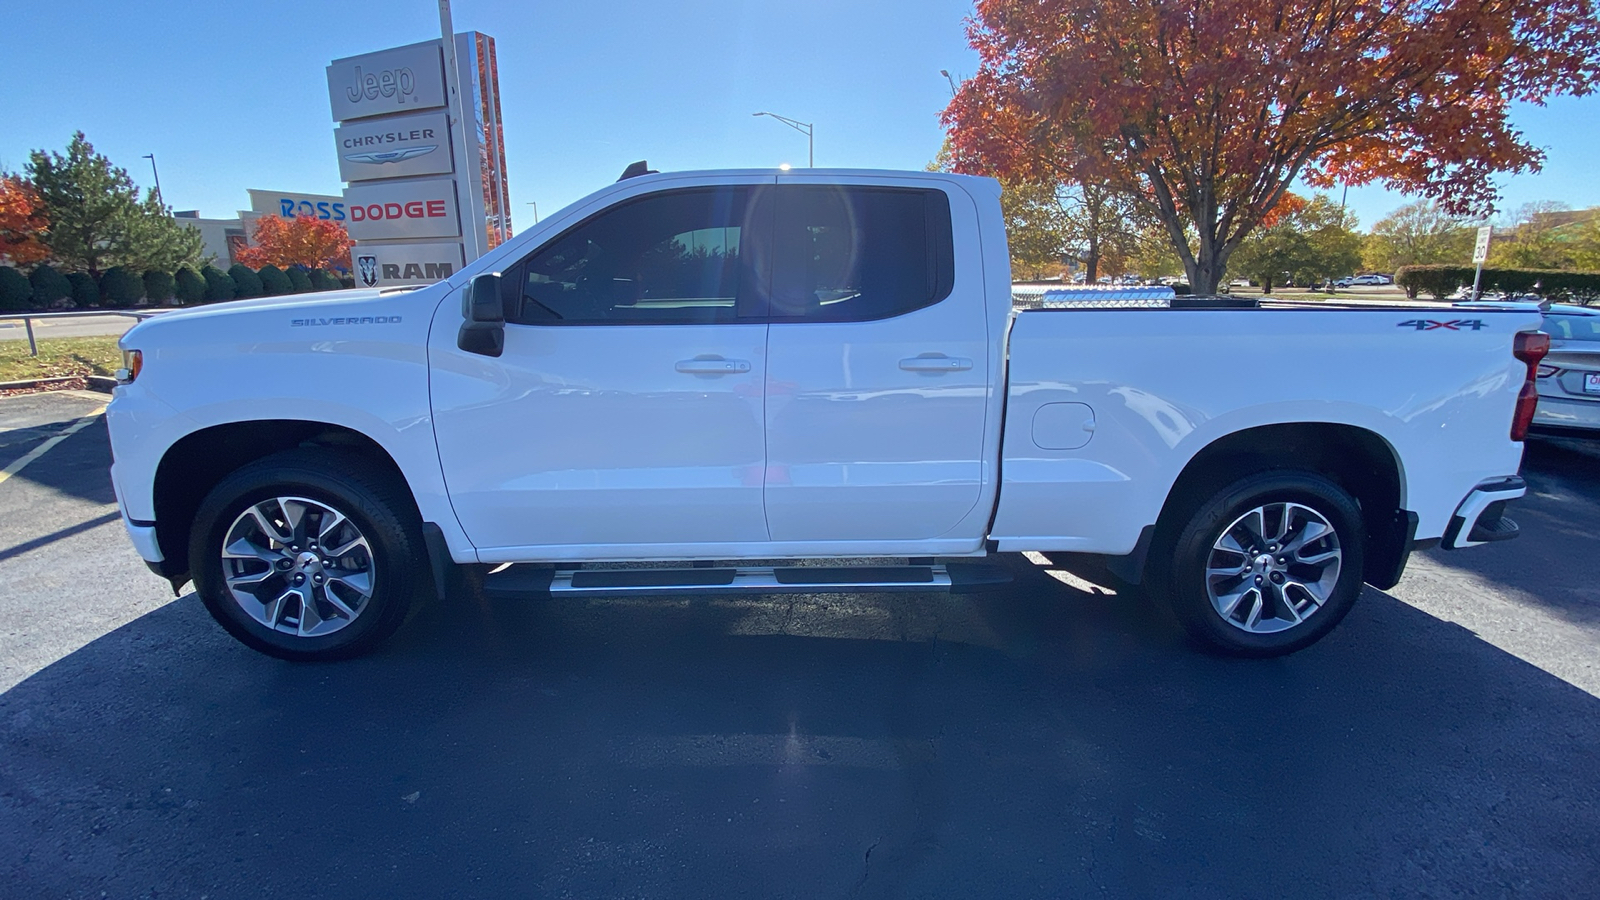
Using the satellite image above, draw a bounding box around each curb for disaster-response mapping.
[0,375,117,394]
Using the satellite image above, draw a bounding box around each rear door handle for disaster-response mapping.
[675,358,751,375]
[899,356,973,373]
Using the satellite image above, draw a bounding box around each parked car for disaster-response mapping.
[1533,305,1600,434]
[1334,277,1355,288]
[107,166,1544,662]
[1349,274,1388,286]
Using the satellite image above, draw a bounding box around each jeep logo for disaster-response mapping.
[346,65,416,103]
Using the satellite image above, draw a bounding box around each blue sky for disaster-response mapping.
[4,0,1599,234]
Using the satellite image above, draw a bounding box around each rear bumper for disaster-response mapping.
[1441,477,1525,550]
[1532,394,1600,432]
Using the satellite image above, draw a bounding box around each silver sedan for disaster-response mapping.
[1532,304,1600,435]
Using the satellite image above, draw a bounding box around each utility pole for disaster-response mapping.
[753,112,813,167]
[142,154,165,210]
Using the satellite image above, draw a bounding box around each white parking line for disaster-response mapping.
[0,406,107,487]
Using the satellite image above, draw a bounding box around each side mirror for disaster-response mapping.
[457,272,505,357]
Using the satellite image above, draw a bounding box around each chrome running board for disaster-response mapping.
[480,563,1010,600]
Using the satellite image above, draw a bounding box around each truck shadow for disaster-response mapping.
[1407,434,1600,628]
[3,556,1597,898]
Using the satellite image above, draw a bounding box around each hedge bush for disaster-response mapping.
[67,272,99,307]
[100,266,143,308]
[201,265,236,303]
[286,266,313,294]
[1395,264,1600,302]
[308,268,340,292]
[257,265,293,296]
[174,267,205,305]
[143,269,175,305]
[0,266,32,311]
[29,264,72,307]
[228,264,263,299]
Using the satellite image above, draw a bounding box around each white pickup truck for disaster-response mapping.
[107,167,1549,662]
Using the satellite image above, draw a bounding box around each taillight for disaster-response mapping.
[1536,364,1559,378]
[1511,331,1550,441]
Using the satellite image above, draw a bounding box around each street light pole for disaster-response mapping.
[526,201,539,223]
[753,112,813,167]
[940,69,959,97]
[141,154,164,209]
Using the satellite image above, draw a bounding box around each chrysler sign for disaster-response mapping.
[343,178,461,241]
[335,111,453,182]
[326,42,447,121]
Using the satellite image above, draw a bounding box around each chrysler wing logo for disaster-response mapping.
[357,255,379,287]
[344,145,438,165]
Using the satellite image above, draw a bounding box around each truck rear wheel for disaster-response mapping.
[1158,471,1365,657]
[188,450,423,661]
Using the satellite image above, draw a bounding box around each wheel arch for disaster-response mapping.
[151,420,421,584]
[1150,422,1410,589]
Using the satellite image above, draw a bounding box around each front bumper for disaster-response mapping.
[1441,477,1525,550]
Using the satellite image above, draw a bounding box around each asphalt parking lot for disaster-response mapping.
[1,391,1597,898]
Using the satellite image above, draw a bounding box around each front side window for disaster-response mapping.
[770,186,954,321]
[509,187,757,325]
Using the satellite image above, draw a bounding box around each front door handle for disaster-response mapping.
[676,358,751,375]
[899,355,973,373]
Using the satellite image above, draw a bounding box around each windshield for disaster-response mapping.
[1544,314,1600,342]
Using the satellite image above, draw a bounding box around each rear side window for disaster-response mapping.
[770,186,954,321]
[1545,314,1600,342]
[508,187,759,325]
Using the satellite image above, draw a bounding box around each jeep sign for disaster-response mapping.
[351,241,465,287]
[342,178,462,241]
[326,41,447,122]
[335,111,453,182]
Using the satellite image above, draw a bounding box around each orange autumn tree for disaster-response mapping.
[0,176,51,267]
[945,0,1600,295]
[235,214,354,272]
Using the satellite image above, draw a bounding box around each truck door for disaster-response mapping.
[430,184,773,557]
[762,180,991,542]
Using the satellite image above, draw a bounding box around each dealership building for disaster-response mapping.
[173,189,350,269]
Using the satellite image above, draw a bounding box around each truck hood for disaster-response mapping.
[118,286,426,350]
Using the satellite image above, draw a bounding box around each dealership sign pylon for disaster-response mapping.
[327,33,510,287]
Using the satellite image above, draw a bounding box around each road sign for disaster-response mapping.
[1473,225,1493,264]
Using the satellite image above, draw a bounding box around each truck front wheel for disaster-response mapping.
[188,450,423,661]
[1159,471,1365,657]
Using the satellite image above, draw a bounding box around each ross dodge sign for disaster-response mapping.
[334,111,453,182]
[343,178,461,241]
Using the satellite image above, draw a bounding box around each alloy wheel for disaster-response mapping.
[220,496,376,638]
[1204,502,1343,634]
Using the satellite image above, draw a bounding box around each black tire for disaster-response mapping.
[189,449,424,661]
[1155,470,1365,658]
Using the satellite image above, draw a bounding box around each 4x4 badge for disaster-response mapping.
[1397,319,1487,331]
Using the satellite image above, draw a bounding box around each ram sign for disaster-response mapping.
[334,111,453,182]
[326,41,448,121]
[352,241,465,288]
[343,178,461,241]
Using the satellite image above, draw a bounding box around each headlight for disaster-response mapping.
[116,349,143,384]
